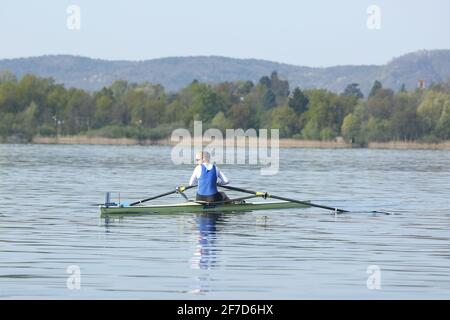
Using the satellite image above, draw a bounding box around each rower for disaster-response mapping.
[189,151,230,203]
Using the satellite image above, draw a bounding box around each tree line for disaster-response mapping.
[1,70,450,145]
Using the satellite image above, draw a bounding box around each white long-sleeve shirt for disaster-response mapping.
[189,163,230,187]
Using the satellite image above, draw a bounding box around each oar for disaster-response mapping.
[220,185,349,213]
[129,185,195,206]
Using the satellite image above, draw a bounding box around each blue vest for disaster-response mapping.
[197,164,218,196]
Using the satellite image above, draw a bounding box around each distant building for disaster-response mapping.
[418,79,426,89]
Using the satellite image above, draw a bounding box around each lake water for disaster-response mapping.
[0,144,449,299]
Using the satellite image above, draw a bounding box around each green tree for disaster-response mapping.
[228,102,254,129]
[363,117,391,142]
[110,80,132,100]
[189,84,225,122]
[263,89,277,109]
[169,82,201,125]
[93,88,115,128]
[288,87,309,114]
[341,104,366,144]
[390,92,422,140]
[163,100,188,124]
[301,121,320,140]
[270,105,298,137]
[436,104,450,139]
[369,80,383,97]
[211,111,232,132]
[341,114,358,142]
[125,83,166,127]
[417,90,450,139]
[22,101,39,136]
[94,95,114,127]
[0,81,19,113]
[300,90,341,140]
[16,75,54,114]
[0,70,17,83]
[0,113,15,137]
[46,84,68,128]
[270,71,290,97]
[366,88,395,119]
[259,76,271,89]
[215,81,253,106]
[341,83,364,99]
[64,89,94,134]
[238,81,254,95]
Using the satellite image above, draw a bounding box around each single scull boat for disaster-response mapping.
[98,185,355,216]
[100,200,309,215]
[99,185,313,216]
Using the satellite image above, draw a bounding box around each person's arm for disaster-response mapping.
[189,166,200,186]
[216,168,230,186]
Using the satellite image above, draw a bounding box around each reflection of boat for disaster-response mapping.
[100,200,309,216]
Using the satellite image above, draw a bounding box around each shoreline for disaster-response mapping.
[29,136,353,148]
[367,141,450,150]
[1,135,450,150]
[2,135,445,150]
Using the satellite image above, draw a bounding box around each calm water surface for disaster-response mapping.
[0,144,449,299]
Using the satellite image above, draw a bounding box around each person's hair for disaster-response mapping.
[196,151,211,162]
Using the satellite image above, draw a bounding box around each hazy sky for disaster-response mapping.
[1,0,449,66]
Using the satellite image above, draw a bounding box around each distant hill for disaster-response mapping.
[1,50,450,95]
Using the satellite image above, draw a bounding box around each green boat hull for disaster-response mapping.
[100,201,309,216]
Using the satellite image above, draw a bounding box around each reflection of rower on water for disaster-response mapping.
[189,213,222,294]
[190,213,220,271]
[189,151,230,203]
